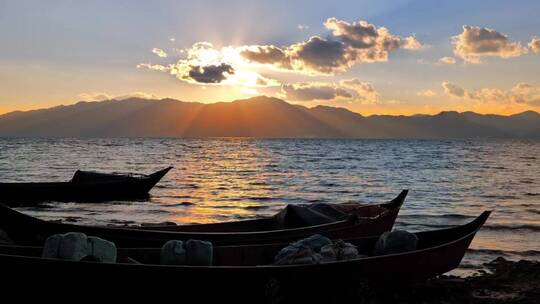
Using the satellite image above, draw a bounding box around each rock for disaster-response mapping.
[373,230,418,256]
[185,239,213,266]
[160,240,187,265]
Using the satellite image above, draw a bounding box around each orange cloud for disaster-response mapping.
[438,56,456,65]
[529,37,540,53]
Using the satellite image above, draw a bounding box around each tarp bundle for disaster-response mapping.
[320,239,361,261]
[42,232,117,263]
[274,234,362,265]
[275,203,350,228]
[160,239,213,266]
[374,230,418,255]
[0,229,13,245]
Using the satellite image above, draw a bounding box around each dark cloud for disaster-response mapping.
[288,37,350,74]
[186,63,235,84]
[240,45,291,68]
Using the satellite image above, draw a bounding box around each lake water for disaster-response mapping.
[0,138,538,273]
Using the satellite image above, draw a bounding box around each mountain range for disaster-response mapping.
[0,96,539,139]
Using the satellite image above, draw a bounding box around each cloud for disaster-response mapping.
[186,63,235,84]
[240,45,292,69]
[417,89,437,97]
[281,78,380,104]
[529,37,540,53]
[509,83,540,105]
[136,63,169,71]
[467,88,507,103]
[339,78,379,103]
[452,25,528,63]
[438,56,456,65]
[152,48,168,58]
[78,92,159,101]
[442,81,465,97]
[78,92,111,101]
[324,18,422,51]
[298,24,309,31]
[287,36,351,74]
[139,42,281,87]
[281,83,352,101]
[441,81,540,106]
[239,18,422,75]
[138,18,422,87]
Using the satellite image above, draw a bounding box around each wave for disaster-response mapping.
[397,221,540,232]
[467,248,540,257]
[479,194,518,200]
[247,196,275,201]
[163,202,195,207]
[395,222,454,229]
[242,205,271,210]
[526,209,540,215]
[399,213,474,220]
[483,224,540,232]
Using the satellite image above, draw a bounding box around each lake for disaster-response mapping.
[0,138,538,273]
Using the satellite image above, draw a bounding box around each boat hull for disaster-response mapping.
[0,211,489,300]
[0,167,172,205]
[0,191,407,246]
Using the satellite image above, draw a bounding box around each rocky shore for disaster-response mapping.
[344,257,540,304]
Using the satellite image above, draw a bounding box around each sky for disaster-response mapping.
[1,0,540,115]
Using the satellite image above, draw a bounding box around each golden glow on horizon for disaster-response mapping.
[0,95,538,117]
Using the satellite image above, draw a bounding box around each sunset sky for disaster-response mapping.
[1,0,540,115]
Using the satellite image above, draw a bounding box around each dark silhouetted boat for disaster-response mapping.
[0,211,490,299]
[0,190,407,247]
[0,167,173,205]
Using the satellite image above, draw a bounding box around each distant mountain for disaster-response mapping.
[0,96,539,139]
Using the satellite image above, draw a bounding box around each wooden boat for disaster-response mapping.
[0,190,407,247]
[0,211,490,299]
[0,167,173,205]
[136,192,407,233]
